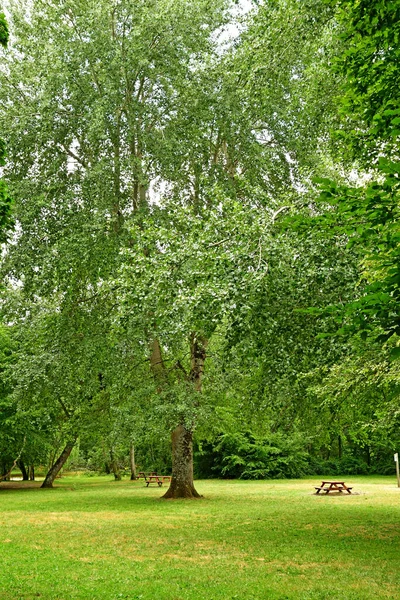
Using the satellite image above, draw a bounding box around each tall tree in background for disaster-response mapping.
[0,11,13,241]
[315,0,400,348]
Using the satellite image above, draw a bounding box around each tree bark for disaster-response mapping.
[41,441,75,488]
[18,460,28,481]
[162,334,207,499]
[129,443,137,480]
[190,333,207,392]
[162,424,201,499]
[28,465,35,481]
[150,339,166,382]
[366,445,371,467]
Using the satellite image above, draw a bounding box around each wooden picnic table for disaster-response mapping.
[143,475,171,487]
[315,481,352,494]
[137,471,157,479]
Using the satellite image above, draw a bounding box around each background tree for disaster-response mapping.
[308,0,400,346]
[0,11,13,242]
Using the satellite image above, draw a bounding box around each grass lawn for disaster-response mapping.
[0,475,399,600]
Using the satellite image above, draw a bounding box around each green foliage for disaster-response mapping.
[0,12,13,242]
[195,431,311,479]
[303,0,400,343]
[308,456,370,476]
[0,12,8,47]
[331,0,400,162]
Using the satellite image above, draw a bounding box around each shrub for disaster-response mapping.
[195,431,311,480]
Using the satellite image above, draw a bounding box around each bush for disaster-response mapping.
[195,431,311,480]
[306,456,370,476]
[194,432,383,479]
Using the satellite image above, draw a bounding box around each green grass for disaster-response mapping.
[0,475,399,599]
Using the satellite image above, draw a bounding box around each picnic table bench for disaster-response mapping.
[137,471,157,479]
[315,481,352,494]
[143,474,171,487]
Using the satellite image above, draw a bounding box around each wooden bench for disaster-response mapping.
[143,475,171,487]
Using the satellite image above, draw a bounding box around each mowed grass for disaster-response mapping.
[0,476,399,600]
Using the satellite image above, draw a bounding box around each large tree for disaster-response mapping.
[114,0,354,496]
[1,0,361,495]
[0,0,233,494]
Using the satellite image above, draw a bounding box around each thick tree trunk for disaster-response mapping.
[18,460,28,481]
[129,444,137,480]
[162,333,206,499]
[41,441,75,488]
[162,424,201,499]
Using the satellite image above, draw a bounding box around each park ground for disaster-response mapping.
[0,476,399,600]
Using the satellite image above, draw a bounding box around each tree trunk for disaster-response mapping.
[1,464,10,481]
[162,424,201,499]
[338,435,342,460]
[110,449,121,481]
[366,445,371,467]
[129,444,137,480]
[28,465,35,481]
[18,460,28,481]
[150,339,167,382]
[190,333,207,392]
[162,333,206,499]
[41,441,75,488]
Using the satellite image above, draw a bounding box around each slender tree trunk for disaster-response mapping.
[129,443,137,480]
[28,465,35,481]
[338,435,342,460]
[366,445,371,467]
[1,464,10,481]
[18,460,28,481]
[41,441,75,488]
[150,339,166,382]
[190,333,207,392]
[110,449,121,481]
[162,424,201,499]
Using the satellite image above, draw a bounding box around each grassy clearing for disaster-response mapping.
[0,475,399,600]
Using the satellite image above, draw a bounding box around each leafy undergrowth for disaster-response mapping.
[0,476,399,599]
